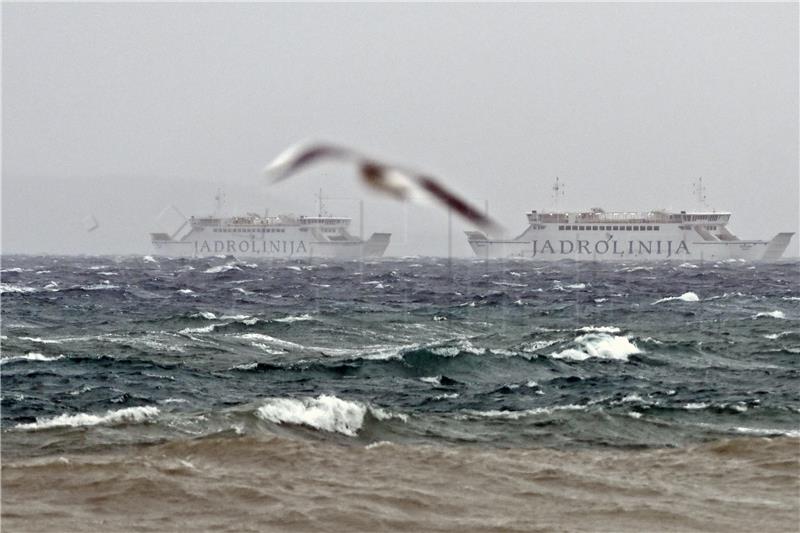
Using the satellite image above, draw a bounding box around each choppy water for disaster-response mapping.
[2,255,798,531]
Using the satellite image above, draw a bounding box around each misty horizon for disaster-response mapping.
[3,3,798,257]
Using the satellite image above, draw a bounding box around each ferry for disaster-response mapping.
[466,180,794,262]
[151,194,390,259]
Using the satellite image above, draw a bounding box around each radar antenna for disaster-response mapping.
[552,177,565,209]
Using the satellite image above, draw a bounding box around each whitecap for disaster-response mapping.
[0,352,64,365]
[273,314,313,323]
[576,325,621,334]
[18,336,62,344]
[420,376,442,386]
[754,311,786,320]
[239,333,303,350]
[179,324,217,334]
[370,406,408,423]
[0,283,37,294]
[652,291,700,305]
[466,404,585,420]
[434,393,459,400]
[204,264,241,274]
[143,255,157,263]
[365,441,394,450]
[683,402,708,410]
[1,267,24,273]
[194,311,217,320]
[16,406,159,430]
[256,395,366,436]
[678,262,698,269]
[491,281,527,288]
[733,427,800,438]
[621,393,644,403]
[549,333,641,362]
[764,331,794,340]
[177,289,195,295]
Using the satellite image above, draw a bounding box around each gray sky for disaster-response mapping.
[3,3,798,256]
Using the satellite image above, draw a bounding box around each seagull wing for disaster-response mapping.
[264,141,361,183]
[264,141,503,233]
[413,174,502,234]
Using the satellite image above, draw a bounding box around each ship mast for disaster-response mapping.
[214,188,226,216]
[691,177,709,209]
[552,177,565,210]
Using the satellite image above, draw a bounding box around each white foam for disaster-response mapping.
[250,343,285,354]
[1,267,24,273]
[466,404,585,420]
[678,262,699,269]
[733,427,800,438]
[754,311,786,320]
[256,395,367,436]
[82,283,121,290]
[16,406,159,430]
[0,352,64,365]
[239,333,303,350]
[194,311,217,320]
[764,331,793,340]
[491,281,527,288]
[683,402,708,410]
[627,412,643,419]
[621,393,644,403]
[549,333,641,362]
[431,339,483,357]
[0,283,37,294]
[576,325,621,334]
[565,283,586,290]
[365,441,394,450]
[652,291,700,305]
[420,376,442,385]
[434,393,459,400]
[521,339,559,354]
[179,324,217,334]
[18,336,62,344]
[143,255,157,263]
[177,289,195,295]
[221,314,250,320]
[370,406,408,423]
[204,264,241,274]
[273,314,313,323]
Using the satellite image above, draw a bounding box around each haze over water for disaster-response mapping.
[2,255,798,531]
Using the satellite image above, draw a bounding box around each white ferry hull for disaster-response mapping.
[152,233,390,259]
[467,229,794,262]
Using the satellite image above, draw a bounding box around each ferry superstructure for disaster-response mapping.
[466,208,793,262]
[151,212,390,259]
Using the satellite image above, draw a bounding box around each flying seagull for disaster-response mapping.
[264,141,502,234]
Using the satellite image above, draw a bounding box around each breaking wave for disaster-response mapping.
[549,333,641,362]
[15,406,160,430]
[652,291,700,304]
[256,395,404,436]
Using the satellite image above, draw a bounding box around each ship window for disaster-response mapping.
[646,226,652,230]
[558,225,563,230]
[591,226,597,230]
[654,226,659,230]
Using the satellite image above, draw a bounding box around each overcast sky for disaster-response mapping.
[2,3,798,256]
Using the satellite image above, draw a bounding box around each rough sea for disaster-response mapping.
[1,255,798,532]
